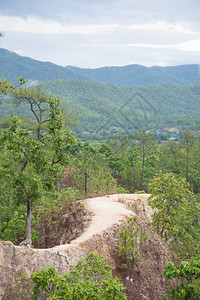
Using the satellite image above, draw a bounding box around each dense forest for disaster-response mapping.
[42,79,200,139]
[1,51,200,298]
[1,48,200,86]
[1,48,200,141]
[1,79,200,140]
[66,64,200,86]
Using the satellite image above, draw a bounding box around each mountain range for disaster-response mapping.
[0,48,200,86]
[1,47,200,140]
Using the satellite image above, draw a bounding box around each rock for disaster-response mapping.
[0,241,86,299]
[0,194,179,300]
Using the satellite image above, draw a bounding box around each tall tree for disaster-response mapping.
[132,130,158,190]
[148,172,200,258]
[180,129,196,182]
[0,90,74,246]
[71,142,116,196]
[159,140,182,175]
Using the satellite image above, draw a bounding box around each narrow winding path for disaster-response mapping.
[71,194,134,245]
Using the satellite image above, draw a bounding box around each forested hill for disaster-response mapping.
[0,48,86,83]
[1,78,200,139]
[41,80,200,138]
[66,64,200,86]
[1,47,200,86]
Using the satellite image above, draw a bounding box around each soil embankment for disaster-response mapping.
[0,194,177,299]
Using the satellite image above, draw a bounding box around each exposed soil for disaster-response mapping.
[33,200,92,248]
[13,193,179,299]
[71,195,134,244]
[71,194,179,300]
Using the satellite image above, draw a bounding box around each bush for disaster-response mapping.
[119,216,148,270]
[31,252,127,299]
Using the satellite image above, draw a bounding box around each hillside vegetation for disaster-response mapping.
[35,80,200,139]
[66,64,200,86]
[0,48,85,83]
[1,47,200,86]
[1,59,200,299]
[1,48,200,140]
[1,79,200,139]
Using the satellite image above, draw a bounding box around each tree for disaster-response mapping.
[159,140,182,175]
[181,130,196,182]
[148,172,200,258]
[148,172,192,238]
[159,130,200,194]
[0,119,41,246]
[130,130,158,191]
[120,147,141,192]
[103,137,126,180]
[0,92,74,246]
[119,216,148,270]
[163,260,200,300]
[0,76,25,104]
[31,252,127,299]
[70,142,116,196]
[12,84,55,141]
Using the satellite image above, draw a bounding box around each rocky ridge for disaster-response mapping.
[0,194,178,299]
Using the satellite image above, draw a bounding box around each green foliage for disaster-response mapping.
[0,117,44,203]
[115,186,130,194]
[131,130,158,190]
[0,75,25,104]
[0,77,14,99]
[103,133,159,192]
[163,260,200,300]
[41,80,200,140]
[148,172,200,259]
[31,252,127,299]
[65,64,200,87]
[148,172,192,236]
[0,48,84,83]
[119,216,147,269]
[1,48,199,86]
[0,84,75,245]
[70,142,116,196]
[2,77,200,140]
[1,48,200,140]
[0,208,26,243]
[158,131,200,193]
[31,188,81,248]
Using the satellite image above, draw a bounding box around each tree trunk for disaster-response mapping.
[19,198,32,247]
[85,171,88,196]
[140,147,145,190]
[186,141,189,182]
[186,151,189,182]
[26,198,32,246]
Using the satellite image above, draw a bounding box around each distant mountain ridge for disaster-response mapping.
[66,64,200,86]
[0,48,86,83]
[39,79,200,138]
[1,78,200,139]
[0,47,200,86]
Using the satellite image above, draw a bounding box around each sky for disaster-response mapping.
[0,0,200,68]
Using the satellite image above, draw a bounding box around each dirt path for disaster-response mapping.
[71,194,135,245]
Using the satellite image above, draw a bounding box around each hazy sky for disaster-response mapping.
[0,0,200,68]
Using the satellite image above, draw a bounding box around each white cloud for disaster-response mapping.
[127,21,198,35]
[125,40,200,53]
[176,40,200,52]
[0,15,119,34]
[1,5,200,68]
[125,43,172,49]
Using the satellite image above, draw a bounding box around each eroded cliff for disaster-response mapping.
[0,194,178,299]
